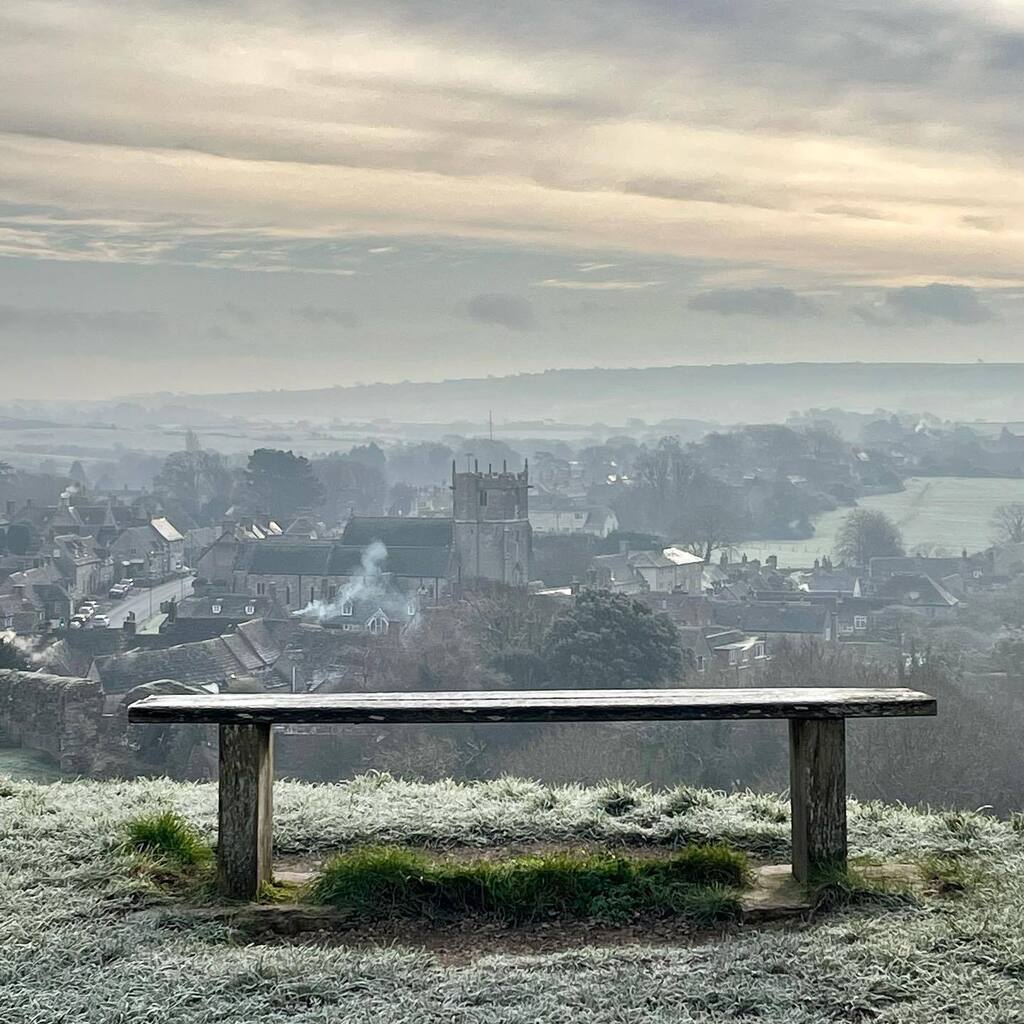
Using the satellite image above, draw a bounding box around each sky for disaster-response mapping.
[2,0,1024,399]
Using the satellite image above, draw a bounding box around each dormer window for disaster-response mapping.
[244,604,255,615]
[407,603,416,616]
[341,600,353,616]
[212,603,222,614]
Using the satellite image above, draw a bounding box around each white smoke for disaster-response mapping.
[294,541,388,622]
[0,630,50,666]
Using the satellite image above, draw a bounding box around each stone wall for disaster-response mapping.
[0,671,104,774]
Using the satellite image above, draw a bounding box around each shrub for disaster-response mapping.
[120,810,212,867]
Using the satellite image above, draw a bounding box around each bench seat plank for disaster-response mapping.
[128,687,936,725]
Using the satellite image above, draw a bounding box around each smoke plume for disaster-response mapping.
[294,541,388,622]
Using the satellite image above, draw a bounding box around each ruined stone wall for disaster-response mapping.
[0,671,104,774]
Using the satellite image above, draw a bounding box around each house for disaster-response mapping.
[50,534,104,601]
[109,517,185,579]
[88,618,290,695]
[678,626,767,674]
[0,564,72,634]
[592,547,704,595]
[790,568,864,596]
[873,573,960,619]
[160,592,290,642]
[529,504,619,538]
[708,600,835,643]
[635,592,715,626]
[297,575,420,636]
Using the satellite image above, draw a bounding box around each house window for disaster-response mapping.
[284,586,291,606]
[754,642,766,659]
[840,623,854,635]
[340,600,353,616]
[244,604,255,615]
[407,603,416,616]
[256,582,265,596]
[696,655,706,673]
[368,614,388,635]
[211,603,222,614]
[479,490,488,506]
[310,587,315,605]
[328,586,337,600]
[853,615,868,631]
[728,650,739,666]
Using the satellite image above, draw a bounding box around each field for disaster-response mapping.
[733,476,1024,564]
[1,772,1022,1022]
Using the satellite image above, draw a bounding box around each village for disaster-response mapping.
[3,412,1024,788]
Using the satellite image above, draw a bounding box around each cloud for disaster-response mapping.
[293,305,361,327]
[534,278,663,291]
[853,283,994,326]
[219,302,257,325]
[688,287,820,318]
[0,305,165,335]
[462,293,536,330]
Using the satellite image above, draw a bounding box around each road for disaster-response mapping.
[106,576,194,628]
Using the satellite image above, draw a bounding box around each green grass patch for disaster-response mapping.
[119,810,212,868]
[305,844,748,925]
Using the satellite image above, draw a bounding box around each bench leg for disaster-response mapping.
[217,723,273,900]
[788,718,846,883]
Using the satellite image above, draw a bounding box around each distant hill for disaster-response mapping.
[131,362,1024,425]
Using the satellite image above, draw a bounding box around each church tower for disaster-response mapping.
[452,460,531,586]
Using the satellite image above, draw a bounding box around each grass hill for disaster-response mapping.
[1,773,1021,1022]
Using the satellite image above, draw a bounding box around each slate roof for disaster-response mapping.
[874,573,960,609]
[89,628,284,694]
[869,556,968,581]
[235,542,335,576]
[174,593,288,621]
[341,516,453,548]
[234,541,451,579]
[709,600,830,636]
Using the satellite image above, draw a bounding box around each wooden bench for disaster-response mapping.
[128,687,936,899]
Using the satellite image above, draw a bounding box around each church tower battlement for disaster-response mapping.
[452,460,531,586]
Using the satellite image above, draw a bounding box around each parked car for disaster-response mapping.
[89,614,111,629]
[108,584,128,598]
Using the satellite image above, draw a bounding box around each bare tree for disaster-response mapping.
[991,502,1024,545]
[834,508,903,567]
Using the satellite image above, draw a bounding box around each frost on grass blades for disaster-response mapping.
[1,774,1023,1022]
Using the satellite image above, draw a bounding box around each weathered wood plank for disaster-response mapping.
[789,718,847,882]
[217,723,273,900]
[129,687,937,725]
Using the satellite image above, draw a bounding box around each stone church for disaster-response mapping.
[202,464,531,612]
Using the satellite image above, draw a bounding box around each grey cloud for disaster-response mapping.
[853,284,994,326]
[623,177,784,211]
[219,302,257,325]
[0,305,165,335]
[817,204,896,222]
[293,305,361,327]
[961,215,1003,232]
[462,293,536,331]
[688,287,820,318]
